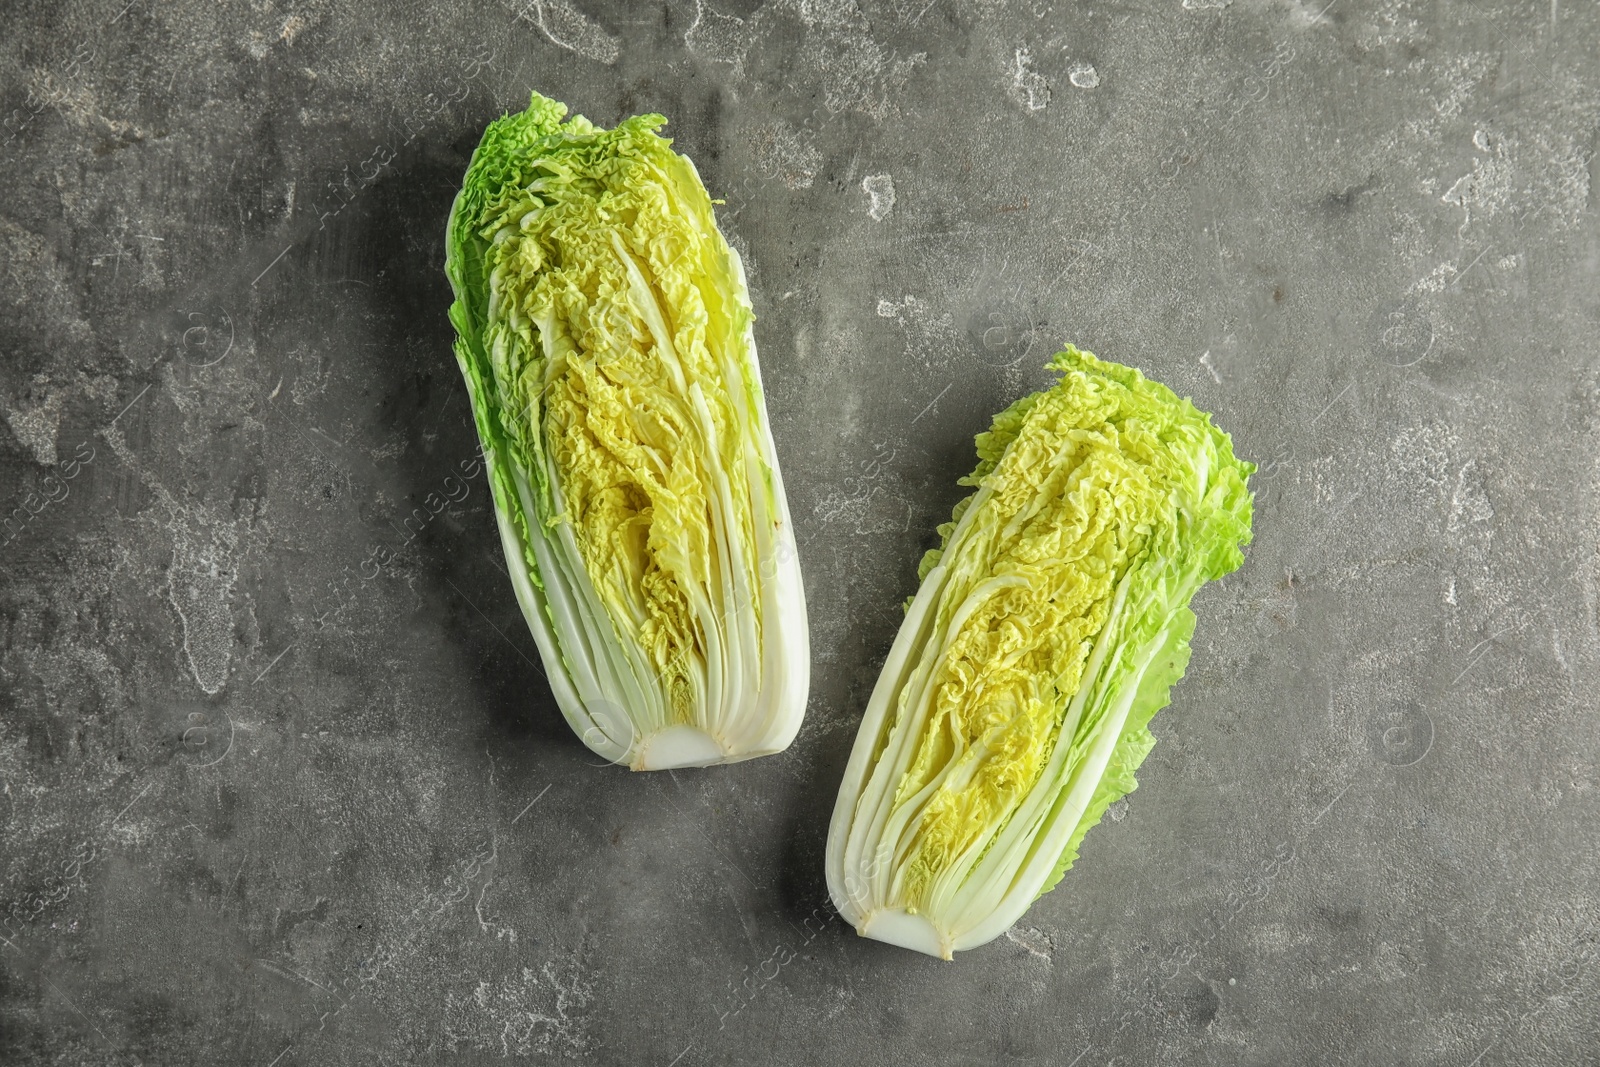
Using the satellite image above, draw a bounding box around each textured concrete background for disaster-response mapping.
[3,0,1598,1063]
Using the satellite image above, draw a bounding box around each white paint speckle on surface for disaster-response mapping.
[862,173,896,220]
[1441,155,1512,231]
[684,0,756,74]
[167,504,246,695]
[686,0,923,119]
[1438,123,1591,234]
[1068,62,1100,89]
[1008,47,1050,111]
[506,0,620,65]
[442,954,595,1058]
[1005,925,1055,960]
[1448,461,1495,532]
[3,375,66,467]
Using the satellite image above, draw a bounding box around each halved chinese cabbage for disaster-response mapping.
[826,347,1253,957]
[444,93,808,770]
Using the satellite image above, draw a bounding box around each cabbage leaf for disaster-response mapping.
[825,346,1253,957]
[445,93,808,770]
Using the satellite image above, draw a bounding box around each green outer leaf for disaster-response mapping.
[1032,606,1192,899]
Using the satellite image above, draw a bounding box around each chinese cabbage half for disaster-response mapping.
[444,94,808,770]
[825,347,1253,957]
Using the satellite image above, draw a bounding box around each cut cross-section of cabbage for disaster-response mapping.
[825,346,1253,957]
[445,93,808,770]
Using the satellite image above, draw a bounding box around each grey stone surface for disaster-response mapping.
[3,0,1599,1063]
